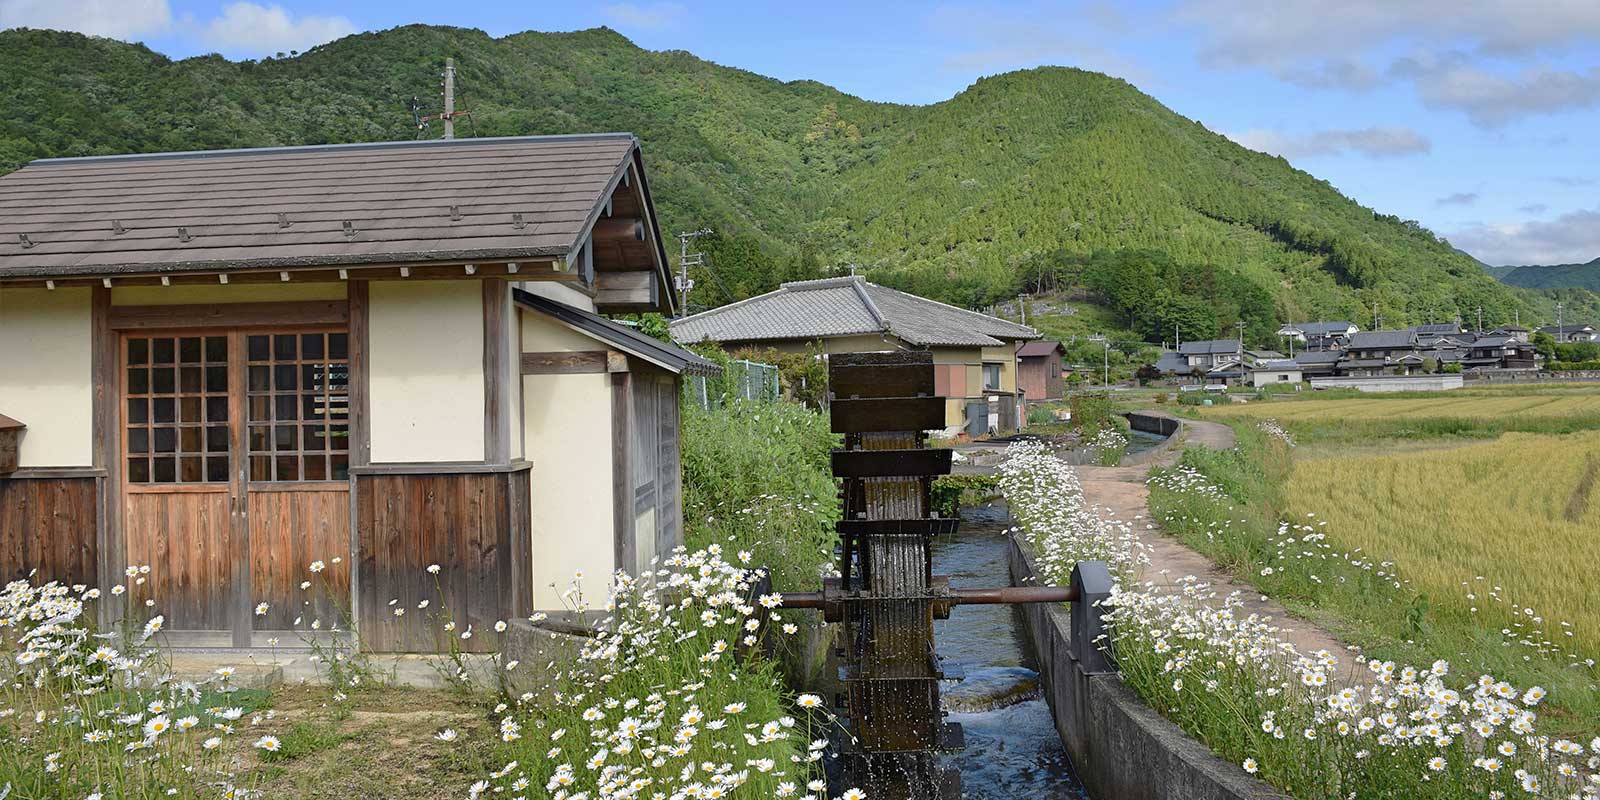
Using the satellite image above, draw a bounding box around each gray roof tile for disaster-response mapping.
[669,277,1038,348]
[0,134,645,280]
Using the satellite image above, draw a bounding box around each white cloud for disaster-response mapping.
[1175,0,1600,125]
[1436,192,1479,206]
[930,3,1157,86]
[601,2,685,31]
[1227,126,1432,160]
[196,2,353,56]
[0,0,170,39]
[1451,208,1600,265]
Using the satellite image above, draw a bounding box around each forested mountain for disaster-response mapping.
[1492,258,1600,292]
[3,24,1592,341]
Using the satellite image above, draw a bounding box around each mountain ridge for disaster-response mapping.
[2,24,1594,336]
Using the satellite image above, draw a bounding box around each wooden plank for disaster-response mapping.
[506,469,532,620]
[91,285,122,621]
[829,363,936,400]
[349,460,531,475]
[227,331,252,647]
[611,371,635,578]
[0,477,97,586]
[831,351,934,369]
[108,300,348,331]
[829,397,946,434]
[836,519,960,537]
[831,448,953,479]
[483,279,511,465]
[520,351,609,374]
[348,281,371,468]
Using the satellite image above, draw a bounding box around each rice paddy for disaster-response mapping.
[1203,387,1600,423]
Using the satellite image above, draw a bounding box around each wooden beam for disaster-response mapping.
[483,280,511,466]
[831,448,953,479]
[90,284,123,627]
[520,351,610,374]
[347,282,371,468]
[592,218,644,243]
[109,300,348,330]
[594,270,656,312]
[611,371,635,576]
[829,397,946,434]
[830,363,935,399]
[0,260,570,291]
[836,519,960,537]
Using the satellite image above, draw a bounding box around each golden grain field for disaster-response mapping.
[1283,430,1600,656]
[1204,390,1600,423]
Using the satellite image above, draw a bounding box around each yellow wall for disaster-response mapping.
[368,280,484,462]
[111,282,346,305]
[981,345,1019,393]
[0,288,94,467]
[521,305,619,608]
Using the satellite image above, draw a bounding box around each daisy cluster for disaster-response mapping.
[1258,419,1296,448]
[1,573,268,799]
[478,545,858,800]
[1000,443,1600,799]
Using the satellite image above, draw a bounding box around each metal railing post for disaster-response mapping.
[1069,560,1116,675]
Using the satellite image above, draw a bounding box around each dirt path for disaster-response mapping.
[1077,416,1362,673]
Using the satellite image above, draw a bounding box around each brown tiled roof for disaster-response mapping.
[1016,340,1064,357]
[0,134,646,280]
[669,276,1039,348]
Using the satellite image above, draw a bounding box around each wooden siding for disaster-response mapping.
[124,489,233,631]
[354,468,530,652]
[248,487,352,631]
[0,477,97,586]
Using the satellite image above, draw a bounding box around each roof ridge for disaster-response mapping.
[848,277,889,332]
[863,282,1039,338]
[668,283,797,332]
[28,133,640,167]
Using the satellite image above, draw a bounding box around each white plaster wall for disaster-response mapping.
[0,288,94,467]
[523,370,615,609]
[517,281,596,313]
[368,280,484,463]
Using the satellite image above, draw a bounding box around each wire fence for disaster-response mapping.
[684,358,781,409]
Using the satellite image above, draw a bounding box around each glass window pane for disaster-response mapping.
[302,394,324,421]
[153,398,175,424]
[249,395,270,422]
[206,396,228,423]
[273,334,296,360]
[274,364,297,391]
[180,397,202,423]
[180,367,202,393]
[303,425,327,451]
[206,366,228,393]
[179,457,203,483]
[127,458,150,483]
[127,427,149,454]
[250,455,271,482]
[207,425,229,453]
[153,457,176,483]
[179,427,201,453]
[127,339,149,365]
[127,398,148,424]
[248,335,270,362]
[153,428,176,454]
[275,394,298,421]
[275,455,299,482]
[152,368,175,395]
[205,336,227,363]
[206,457,228,483]
[152,338,175,364]
[302,364,324,392]
[249,366,270,393]
[328,333,348,359]
[179,337,202,363]
[328,424,349,452]
[127,368,149,395]
[274,425,295,450]
[301,334,324,359]
[330,452,349,480]
[302,456,327,481]
[249,425,269,452]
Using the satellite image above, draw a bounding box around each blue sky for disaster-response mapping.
[4,0,1599,265]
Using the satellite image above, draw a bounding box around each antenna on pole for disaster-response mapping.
[412,58,473,140]
[675,228,711,313]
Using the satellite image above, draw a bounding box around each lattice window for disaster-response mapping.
[246,331,350,482]
[124,335,230,484]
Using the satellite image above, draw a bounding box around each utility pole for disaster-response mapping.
[1102,338,1110,388]
[1556,301,1565,339]
[442,58,456,139]
[1018,295,1027,326]
[675,228,710,314]
[1373,301,1380,330]
[1476,306,1483,334]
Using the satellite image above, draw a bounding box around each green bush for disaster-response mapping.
[1067,391,1116,432]
[681,399,840,590]
[1550,359,1600,371]
[931,474,999,517]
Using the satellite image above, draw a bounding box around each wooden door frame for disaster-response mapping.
[115,324,355,648]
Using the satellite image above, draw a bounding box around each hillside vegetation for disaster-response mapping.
[3,24,1594,338]
[1493,258,1600,292]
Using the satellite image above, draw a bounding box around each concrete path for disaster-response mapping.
[1076,414,1363,676]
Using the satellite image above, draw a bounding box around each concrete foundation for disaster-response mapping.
[1008,536,1290,800]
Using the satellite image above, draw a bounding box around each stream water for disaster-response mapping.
[934,503,1089,799]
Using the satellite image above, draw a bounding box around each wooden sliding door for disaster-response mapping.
[121,328,351,646]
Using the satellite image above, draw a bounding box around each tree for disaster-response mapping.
[1532,331,1558,362]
